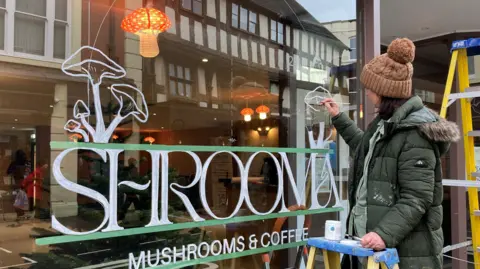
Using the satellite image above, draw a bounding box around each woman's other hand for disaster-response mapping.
[360,232,386,250]
[319,98,340,117]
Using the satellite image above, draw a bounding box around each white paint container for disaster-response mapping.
[325,220,342,241]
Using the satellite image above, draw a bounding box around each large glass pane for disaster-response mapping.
[270,20,276,41]
[170,80,177,95]
[16,0,47,16]
[53,22,66,59]
[248,11,256,33]
[193,0,202,15]
[176,66,184,79]
[169,63,175,76]
[182,0,192,10]
[14,14,45,55]
[240,7,248,30]
[55,0,68,21]
[0,1,361,269]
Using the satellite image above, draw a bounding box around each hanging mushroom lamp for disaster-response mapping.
[144,135,156,144]
[256,105,270,120]
[240,107,254,122]
[121,7,171,58]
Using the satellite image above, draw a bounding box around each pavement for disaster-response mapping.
[0,219,51,268]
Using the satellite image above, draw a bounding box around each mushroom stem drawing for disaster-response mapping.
[65,120,89,143]
[62,46,148,143]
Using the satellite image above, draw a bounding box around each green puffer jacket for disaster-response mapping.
[335,96,460,269]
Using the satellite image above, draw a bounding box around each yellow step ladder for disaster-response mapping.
[440,38,480,268]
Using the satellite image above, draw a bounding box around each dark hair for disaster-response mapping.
[13,150,27,165]
[378,96,410,120]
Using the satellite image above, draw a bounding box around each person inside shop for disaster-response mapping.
[22,159,48,217]
[6,150,31,189]
[118,158,142,222]
[7,150,31,219]
[320,38,460,269]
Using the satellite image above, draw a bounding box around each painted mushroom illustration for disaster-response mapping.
[61,46,149,143]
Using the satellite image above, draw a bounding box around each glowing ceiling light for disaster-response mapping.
[240,107,254,122]
[256,105,270,120]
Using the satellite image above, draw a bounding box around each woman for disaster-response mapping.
[22,159,48,214]
[320,38,460,269]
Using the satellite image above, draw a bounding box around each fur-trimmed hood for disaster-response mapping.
[391,96,461,154]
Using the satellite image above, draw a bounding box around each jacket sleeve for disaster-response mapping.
[332,112,363,151]
[372,134,436,248]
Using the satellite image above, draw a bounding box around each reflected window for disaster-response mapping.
[231,3,256,34]
[169,63,194,98]
[270,20,283,44]
[349,36,357,60]
[182,0,202,15]
[1,0,69,59]
[468,56,475,76]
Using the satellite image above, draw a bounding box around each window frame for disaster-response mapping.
[349,36,357,60]
[181,0,203,16]
[168,63,195,99]
[0,0,71,62]
[269,19,284,44]
[230,2,257,35]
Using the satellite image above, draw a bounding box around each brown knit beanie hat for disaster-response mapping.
[360,38,415,99]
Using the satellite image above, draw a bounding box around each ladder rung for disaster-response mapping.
[478,247,480,253]
[448,86,480,100]
[474,210,480,216]
[443,179,480,188]
[471,172,480,178]
[468,131,480,137]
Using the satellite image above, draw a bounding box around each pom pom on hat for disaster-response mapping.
[387,38,415,64]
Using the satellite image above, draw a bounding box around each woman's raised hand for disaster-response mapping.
[319,98,340,117]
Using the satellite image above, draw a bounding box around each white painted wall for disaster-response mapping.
[219,0,227,23]
[206,0,216,18]
[259,15,269,39]
[322,20,356,64]
[251,41,258,63]
[155,57,166,86]
[269,47,275,68]
[260,44,266,65]
[241,38,248,60]
[166,7,176,34]
[231,35,238,57]
[194,21,203,45]
[220,30,228,54]
[180,16,190,41]
[198,68,207,95]
[207,25,217,50]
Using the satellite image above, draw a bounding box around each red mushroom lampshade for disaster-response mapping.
[256,105,270,120]
[121,8,171,58]
[144,136,156,144]
[240,107,254,122]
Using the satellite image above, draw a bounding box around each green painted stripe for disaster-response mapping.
[49,142,331,154]
[152,241,307,269]
[36,207,342,246]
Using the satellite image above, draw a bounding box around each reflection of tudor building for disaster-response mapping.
[141,0,349,144]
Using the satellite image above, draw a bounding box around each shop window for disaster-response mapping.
[270,20,283,44]
[182,0,203,15]
[231,3,256,34]
[0,0,69,59]
[169,63,194,98]
[349,36,357,60]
